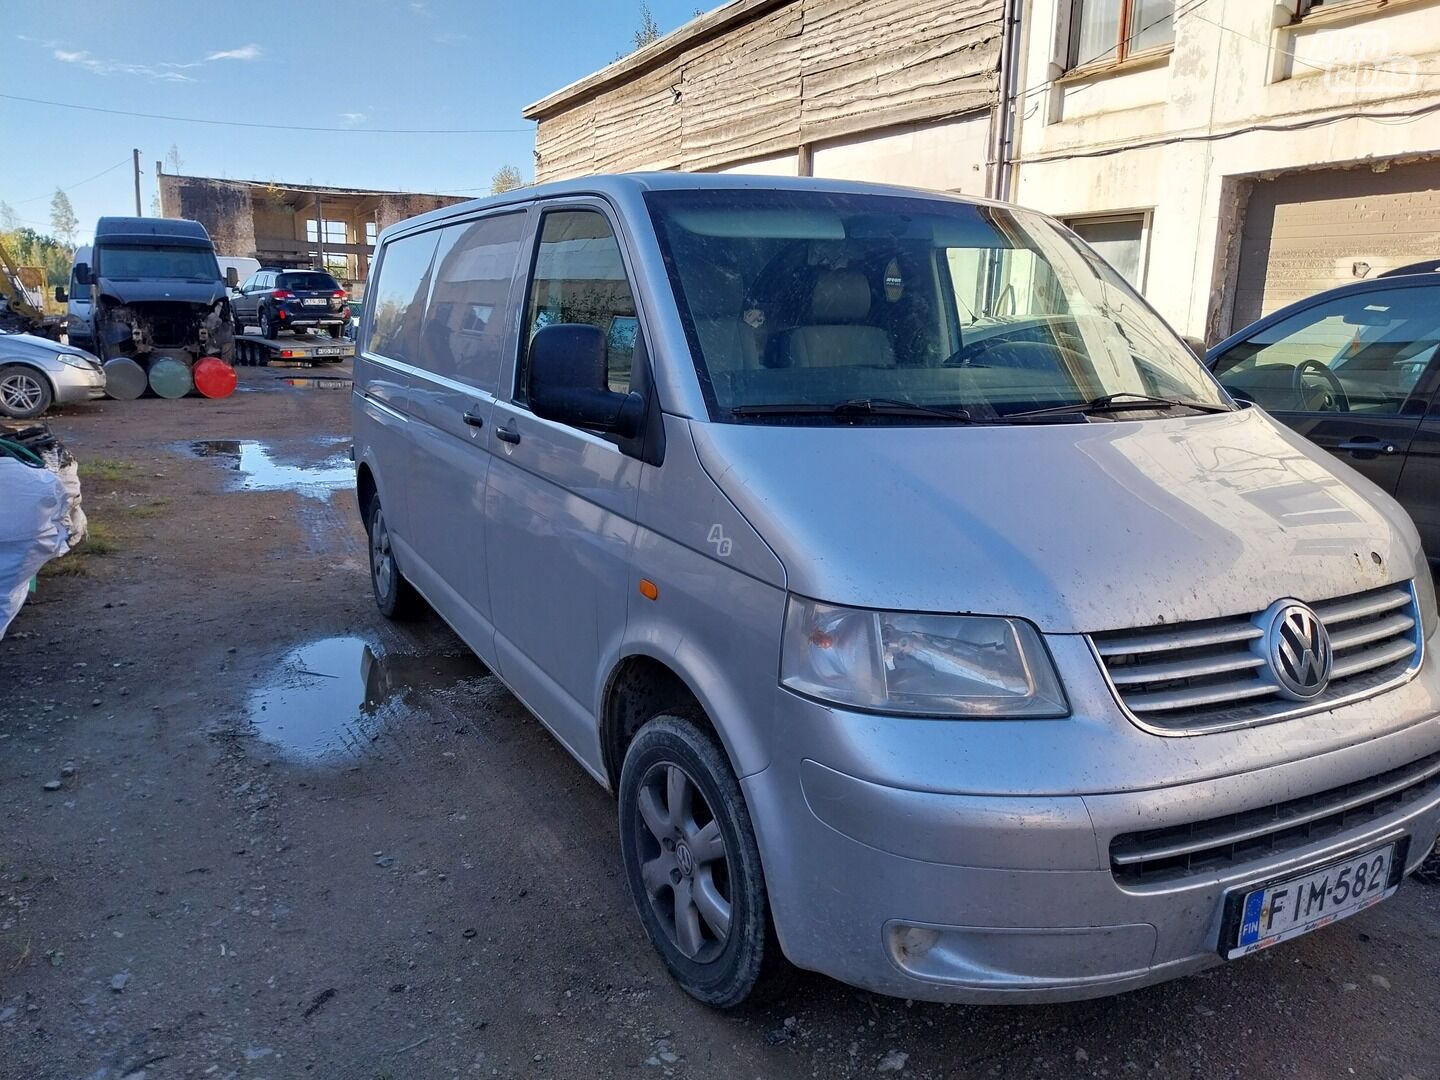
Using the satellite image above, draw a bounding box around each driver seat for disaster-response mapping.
[785,270,894,368]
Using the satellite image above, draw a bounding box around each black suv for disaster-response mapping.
[232,269,349,339]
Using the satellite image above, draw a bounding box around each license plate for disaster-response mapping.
[315,347,343,356]
[302,298,327,307]
[1225,843,1399,959]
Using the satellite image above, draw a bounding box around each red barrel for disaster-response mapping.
[193,357,238,399]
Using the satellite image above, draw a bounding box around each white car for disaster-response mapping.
[0,330,106,419]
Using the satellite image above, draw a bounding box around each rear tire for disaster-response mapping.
[618,714,781,1008]
[366,497,422,620]
[0,364,53,419]
[262,307,280,340]
[328,325,343,339]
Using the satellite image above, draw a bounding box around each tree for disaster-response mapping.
[0,201,17,232]
[1,227,73,287]
[490,165,526,194]
[49,189,79,250]
[633,1,662,49]
[165,144,184,174]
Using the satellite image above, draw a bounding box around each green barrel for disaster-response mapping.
[101,357,146,401]
[146,356,194,399]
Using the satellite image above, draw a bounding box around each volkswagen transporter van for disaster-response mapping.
[352,174,1440,1008]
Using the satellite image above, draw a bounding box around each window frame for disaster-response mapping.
[511,198,648,408]
[1062,210,1153,293]
[1063,0,1176,74]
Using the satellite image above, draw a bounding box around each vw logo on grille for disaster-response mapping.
[1263,601,1333,700]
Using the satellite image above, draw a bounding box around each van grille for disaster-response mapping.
[1109,752,1440,885]
[1091,583,1422,733]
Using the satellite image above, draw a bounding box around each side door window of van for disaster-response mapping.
[368,230,441,363]
[518,209,637,401]
[419,212,526,392]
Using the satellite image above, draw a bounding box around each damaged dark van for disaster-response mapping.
[68,217,237,366]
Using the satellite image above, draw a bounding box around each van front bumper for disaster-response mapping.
[743,701,1440,1003]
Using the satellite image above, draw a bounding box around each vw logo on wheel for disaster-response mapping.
[1263,601,1333,700]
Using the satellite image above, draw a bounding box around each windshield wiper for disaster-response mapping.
[730,398,974,422]
[1002,392,1231,421]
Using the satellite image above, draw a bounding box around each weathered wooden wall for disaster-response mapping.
[527,0,1002,180]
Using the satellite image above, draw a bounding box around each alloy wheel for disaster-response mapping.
[370,507,394,600]
[0,371,45,414]
[633,761,733,962]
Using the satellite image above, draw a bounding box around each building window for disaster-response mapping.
[305,218,348,246]
[365,221,378,248]
[1068,0,1174,70]
[1066,213,1151,291]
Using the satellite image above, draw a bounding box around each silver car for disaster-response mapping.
[0,330,106,419]
[352,174,1440,1008]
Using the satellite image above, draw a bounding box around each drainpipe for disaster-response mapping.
[989,0,1023,204]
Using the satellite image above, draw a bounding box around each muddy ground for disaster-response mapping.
[2,364,1437,1080]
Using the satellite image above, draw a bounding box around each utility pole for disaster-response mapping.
[133,148,142,216]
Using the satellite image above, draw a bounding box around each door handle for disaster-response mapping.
[1336,437,1397,456]
[462,410,485,428]
[496,426,521,445]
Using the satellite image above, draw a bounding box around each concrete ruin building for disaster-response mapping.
[156,171,468,288]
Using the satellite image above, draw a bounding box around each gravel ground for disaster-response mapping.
[1,363,1437,1080]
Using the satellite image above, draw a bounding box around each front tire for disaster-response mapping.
[618,714,779,1008]
[0,364,54,419]
[367,497,421,620]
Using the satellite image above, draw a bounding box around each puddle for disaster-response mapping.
[280,376,351,390]
[247,637,489,762]
[190,440,353,497]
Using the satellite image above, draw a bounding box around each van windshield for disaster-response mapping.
[96,244,221,282]
[645,189,1230,423]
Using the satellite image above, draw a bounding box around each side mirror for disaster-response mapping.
[73,263,91,286]
[528,323,644,438]
[225,267,240,289]
[54,286,68,303]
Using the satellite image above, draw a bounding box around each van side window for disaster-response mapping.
[419,212,526,392]
[519,209,637,400]
[368,230,440,364]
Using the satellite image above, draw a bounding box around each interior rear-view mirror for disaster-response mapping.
[528,323,645,438]
[1343,305,1391,327]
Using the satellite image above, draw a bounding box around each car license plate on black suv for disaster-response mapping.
[1222,842,1403,960]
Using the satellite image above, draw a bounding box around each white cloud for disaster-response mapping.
[340,112,367,127]
[434,30,470,45]
[206,44,261,62]
[42,40,260,80]
[52,48,196,81]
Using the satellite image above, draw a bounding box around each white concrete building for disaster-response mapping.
[1009,0,1440,341]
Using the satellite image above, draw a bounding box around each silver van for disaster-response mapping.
[353,174,1440,1007]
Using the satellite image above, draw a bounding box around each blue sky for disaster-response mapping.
[2,0,707,244]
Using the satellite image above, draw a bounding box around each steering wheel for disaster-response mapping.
[944,338,1087,373]
[1292,359,1350,413]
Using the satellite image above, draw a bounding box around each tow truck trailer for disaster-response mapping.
[231,324,354,366]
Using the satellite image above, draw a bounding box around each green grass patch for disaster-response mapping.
[121,498,170,519]
[79,457,139,483]
[37,519,121,578]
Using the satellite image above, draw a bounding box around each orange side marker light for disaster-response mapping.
[639,579,659,601]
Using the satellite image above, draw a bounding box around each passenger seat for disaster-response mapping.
[785,270,893,368]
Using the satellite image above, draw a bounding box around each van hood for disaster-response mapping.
[689,407,1419,634]
[97,277,227,307]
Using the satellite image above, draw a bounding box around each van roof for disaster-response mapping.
[94,216,214,245]
[379,171,1011,243]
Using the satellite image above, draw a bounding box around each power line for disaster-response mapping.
[1016,98,1440,165]
[9,158,131,206]
[0,93,534,134]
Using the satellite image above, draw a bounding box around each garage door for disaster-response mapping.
[1232,159,1440,330]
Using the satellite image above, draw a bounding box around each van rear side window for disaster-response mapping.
[368,230,440,364]
[420,212,526,392]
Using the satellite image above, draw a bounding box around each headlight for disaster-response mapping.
[780,597,1068,718]
[54,352,91,369]
[1415,547,1437,642]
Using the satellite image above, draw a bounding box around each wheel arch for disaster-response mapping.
[356,460,378,527]
[599,645,767,793]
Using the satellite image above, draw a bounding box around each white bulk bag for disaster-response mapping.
[0,459,71,638]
